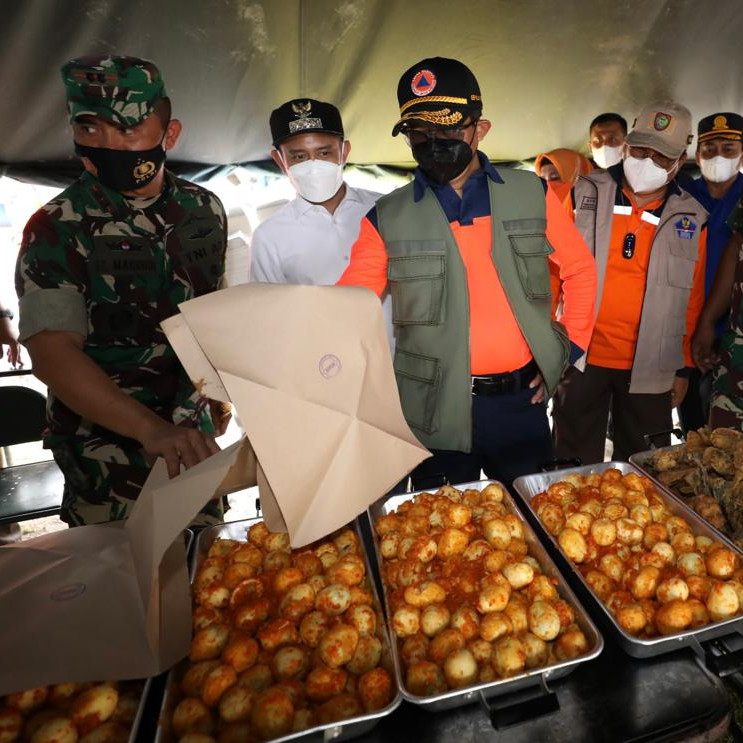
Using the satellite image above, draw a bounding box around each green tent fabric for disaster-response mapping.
[1,0,742,183]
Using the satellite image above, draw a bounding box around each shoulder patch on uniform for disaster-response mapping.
[579,195,597,211]
[674,215,697,240]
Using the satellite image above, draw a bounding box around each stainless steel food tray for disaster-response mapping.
[155,518,401,742]
[367,479,604,713]
[513,461,743,662]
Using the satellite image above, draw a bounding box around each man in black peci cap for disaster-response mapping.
[250,98,393,347]
[338,57,597,490]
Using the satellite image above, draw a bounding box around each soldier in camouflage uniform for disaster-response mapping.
[15,56,227,526]
[693,199,743,429]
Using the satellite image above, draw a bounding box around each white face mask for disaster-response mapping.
[699,155,742,184]
[623,155,676,194]
[286,158,344,203]
[591,144,623,169]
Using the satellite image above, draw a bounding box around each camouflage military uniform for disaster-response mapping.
[15,55,227,526]
[711,199,743,429]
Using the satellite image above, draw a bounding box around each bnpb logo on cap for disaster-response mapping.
[411,70,437,97]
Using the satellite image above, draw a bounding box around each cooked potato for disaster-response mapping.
[558,528,588,563]
[527,601,561,641]
[657,577,690,604]
[247,521,270,548]
[6,687,48,714]
[70,684,118,735]
[631,567,661,600]
[670,531,696,555]
[392,606,420,638]
[347,636,383,675]
[202,664,238,707]
[492,637,526,677]
[655,599,693,635]
[707,582,740,621]
[523,633,549,668]
[79,721,129,743]
[319,624,359,668]
[304,665,348,702]
[272,646,310,681]
[182,661,222,697]
[222,635,259,674]
[263,532,290,552]
[0,707,22,743]
[677,552,706,577]
[237,664,273,693]
[315,583,351,615]
[479,612,513,642]
[502,562,534,589]
[232,597,271,633]
[477,582,511,613]
[28,717,77,743]
[358,668,393,712]
[554,630,589,660]
[217,685,255,723]
[615,603,647,635]
[450,606,480,640]
[406,661,447,696]
[250,688,294,740]
[651,542,676,567]
[345,604,377,636]
[598,553,624,583]
[706,547,738,579]
[443,649,478,688]
[257,618,300,652]
[437,528,470,558]
[429,628,466,664]
[229,578,264,611]
[616,518,643,545]
[421,604,451,637]
[325,556,365,587]
[173,698,214,737]
[527,575,559,603]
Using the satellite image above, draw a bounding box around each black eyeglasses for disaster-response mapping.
[622,233,636,259]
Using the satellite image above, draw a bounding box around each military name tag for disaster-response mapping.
[91,234,159,276]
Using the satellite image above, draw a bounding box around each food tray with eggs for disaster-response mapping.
[513,461,743,665]
[154,518,401,742]
[367,480,603,713]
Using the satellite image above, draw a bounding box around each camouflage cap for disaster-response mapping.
[60,55,166,126]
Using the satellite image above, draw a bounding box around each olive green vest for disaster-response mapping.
[376,168,570,452]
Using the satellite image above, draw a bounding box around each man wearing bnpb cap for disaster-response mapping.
[684,112,743,429]
[338,57,597,489]
[15,56,227,526]
[554,101,708,464]
[250,98,393,349]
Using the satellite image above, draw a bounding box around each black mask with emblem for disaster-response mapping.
[75,136,166,192]
[411,136,475,185]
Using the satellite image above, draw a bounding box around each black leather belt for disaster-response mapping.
[471,360,538,396]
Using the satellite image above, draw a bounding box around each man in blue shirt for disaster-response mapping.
[679,112,743,431]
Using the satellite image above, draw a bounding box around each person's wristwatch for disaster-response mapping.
[0,309,13,320]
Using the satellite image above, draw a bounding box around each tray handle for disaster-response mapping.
[690,636,743,677]
[478,674,559,729]
[643,428,684,449]
[539,458,581,472]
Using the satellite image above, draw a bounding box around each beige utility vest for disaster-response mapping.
[376,169,570,452]
[573,170,708,394]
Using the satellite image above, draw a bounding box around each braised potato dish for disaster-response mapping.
[0,681,144,743]
[173,523,393,742]
[532,469,743,637]
[374,483,592,696]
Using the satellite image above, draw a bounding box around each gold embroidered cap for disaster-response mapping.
[392,57,482,136]
[270,98,344,147]
[698,112,743,143]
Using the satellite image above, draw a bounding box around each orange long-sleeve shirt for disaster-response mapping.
[588,188,708,370]
[338,156,597,375]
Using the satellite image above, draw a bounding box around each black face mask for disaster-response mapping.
[74,138,166,192]
[411,137,475,185]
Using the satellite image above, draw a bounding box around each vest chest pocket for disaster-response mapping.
[387,249,446,325]
[666,237,699,289]
[509,235,553,300]
[393,349,441,434]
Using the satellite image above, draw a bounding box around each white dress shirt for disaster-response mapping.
[250,184,395,350]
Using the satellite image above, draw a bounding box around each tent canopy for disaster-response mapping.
[2,0,742,184]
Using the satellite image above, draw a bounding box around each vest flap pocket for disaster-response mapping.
[666,250,696,289]
[388,252,445,279]
[388,253,446,325]
[393,350,440,434]
[668,239,699,261]
[503,218,548,232]
[386,240,446,258]
[509,235,552,300]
